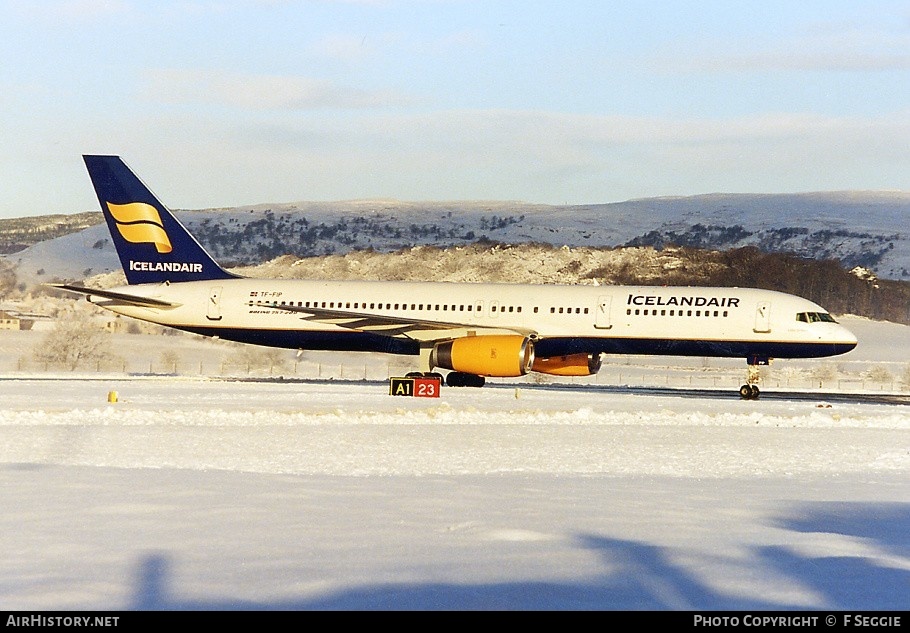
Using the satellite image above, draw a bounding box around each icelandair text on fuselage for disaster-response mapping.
[7,615,119,627]
[628,294,740,308]
[694,614,901,627]
[129,260,203,273]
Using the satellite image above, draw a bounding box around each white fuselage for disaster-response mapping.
[88,277,858,362]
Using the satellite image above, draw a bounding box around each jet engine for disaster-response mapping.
[531,353,602,376]
[430,335,534,377]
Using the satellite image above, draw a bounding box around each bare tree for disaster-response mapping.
[224,344,291,374]
[34,311,114,370]
[159,350,181,374]
[809,363,838,387]
[864,366,894,384]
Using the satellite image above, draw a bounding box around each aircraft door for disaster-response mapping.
[753,301,771,333]
[594,295,612,329]
[207,286,223,321]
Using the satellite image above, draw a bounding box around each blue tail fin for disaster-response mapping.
[83,155,237,284]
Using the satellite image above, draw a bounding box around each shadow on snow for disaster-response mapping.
[129,501,909,611]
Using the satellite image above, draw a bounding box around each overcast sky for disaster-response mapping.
[1,0,909,218]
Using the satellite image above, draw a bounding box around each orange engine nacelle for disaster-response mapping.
[531,353,602,377]
[430,335,534,377]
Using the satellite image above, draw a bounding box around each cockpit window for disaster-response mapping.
[796,312,837,324]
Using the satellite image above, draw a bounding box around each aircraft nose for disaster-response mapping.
[834,324,858,353]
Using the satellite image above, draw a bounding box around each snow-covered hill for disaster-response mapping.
[5,191,909,287]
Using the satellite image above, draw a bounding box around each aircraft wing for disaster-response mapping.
[47,284,182,309]
[265,302,537,339]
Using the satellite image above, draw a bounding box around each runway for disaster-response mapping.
[1,372,907,407]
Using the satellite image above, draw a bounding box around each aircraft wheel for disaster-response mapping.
[739,384,754,399]
[750,384,760,399]
[446,372,485,388]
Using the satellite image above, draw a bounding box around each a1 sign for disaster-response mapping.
[389,376,441,398]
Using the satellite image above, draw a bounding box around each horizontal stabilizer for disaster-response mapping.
[47,284,181,309]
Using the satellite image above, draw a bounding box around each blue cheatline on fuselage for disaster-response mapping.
[171,325,855,360]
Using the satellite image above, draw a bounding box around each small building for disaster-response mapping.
[0,311,20,330]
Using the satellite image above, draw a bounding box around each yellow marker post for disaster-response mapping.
[107,391,118,403]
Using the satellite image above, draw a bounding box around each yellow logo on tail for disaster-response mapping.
[106,202,172,254]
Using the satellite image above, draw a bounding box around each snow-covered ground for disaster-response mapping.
[0,318,907,611]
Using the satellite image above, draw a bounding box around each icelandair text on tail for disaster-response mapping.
[7,615,119,627]
[129,260,203,273]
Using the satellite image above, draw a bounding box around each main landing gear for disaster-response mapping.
[406,371,444,382]
[405,371,486,388]
[444,372,486,388]
[740,356,768,400]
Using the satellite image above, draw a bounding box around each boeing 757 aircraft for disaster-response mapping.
[53,155,857,398]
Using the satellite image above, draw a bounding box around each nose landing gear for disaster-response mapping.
[739,383,760,400]
[740,356,768,400]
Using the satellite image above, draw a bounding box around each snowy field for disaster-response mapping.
[0,317,907,611]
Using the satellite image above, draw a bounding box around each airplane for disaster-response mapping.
[51,155,858,399]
